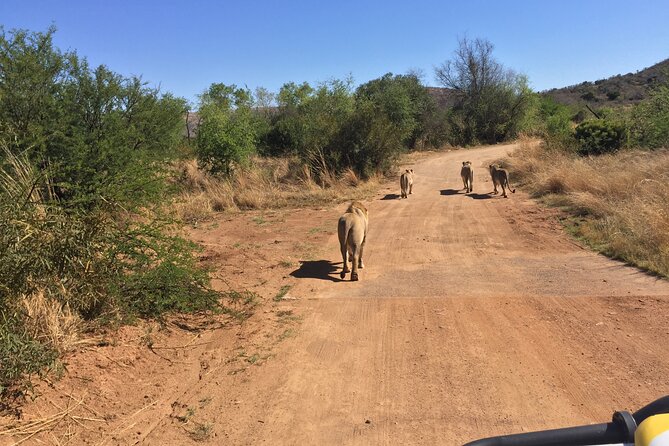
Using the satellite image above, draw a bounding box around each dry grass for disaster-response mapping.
[17,290,84,354]
[507,141,669,277]
[171,157,383,223]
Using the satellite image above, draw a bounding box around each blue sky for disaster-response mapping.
[1,0,668,105]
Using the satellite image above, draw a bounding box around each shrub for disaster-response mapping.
[354,73,435,149]
[580,91,596,101]
[0,27,222,401]
[0,316,57,404]
[195,83,257,176]
[629,84,669,149]
[574,120,626,155]
[607,90,621,100]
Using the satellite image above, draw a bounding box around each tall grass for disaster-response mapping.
[507,141,669,276]
[171,156,382,223]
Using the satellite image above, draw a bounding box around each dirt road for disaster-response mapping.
[6,142,669,445]
[235,142,669,445]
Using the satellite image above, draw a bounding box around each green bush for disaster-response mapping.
[196,83,257,176]
[629,84,669,149]
[607,90,620,100]
[263,74,440,179]
[339,100,405,177]
[354,73,435,149]
[0,27,222,401]
[0,316,57,402]
[575,120,626,155]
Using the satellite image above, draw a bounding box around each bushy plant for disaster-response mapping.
[339,100,405,177]
[0,27,187,212]
[263,79,355,180]
[196,83,257,176]
[263,74,440,179]
[629,84,669,149]
[434,37,532,144]
[354,73,435,149]
[0,27,221,400]
[0,316,57,403]
[575,120,626,155]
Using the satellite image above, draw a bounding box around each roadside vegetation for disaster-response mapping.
[176,36,533,220]
[0,27,220,407]
[508,82,669,277]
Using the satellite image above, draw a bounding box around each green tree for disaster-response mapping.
[264,79,356,177]
[0,26,187,210]
[196,83,257,176]
[434,37,531,144]
[0,27,219,399]
[629,83,669,149]
[264,82,315,155]
[355,73,435,149]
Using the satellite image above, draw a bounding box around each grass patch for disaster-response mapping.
[273,285,292,302]
[276,310,301,324]
[278,328,296,341]
[507,141,669,277]
[171,156,383,222]
[221,290,260,321]
[252,216,267,225]
[188,422,214,441]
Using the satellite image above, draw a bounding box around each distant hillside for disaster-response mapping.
[543,58,669,106]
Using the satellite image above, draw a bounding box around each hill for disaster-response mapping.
[543,58,669,106]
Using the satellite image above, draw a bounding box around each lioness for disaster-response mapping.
[337,201,368,281]
[460,161,473,193]
[400,169,414,198]
[489,164,516,198]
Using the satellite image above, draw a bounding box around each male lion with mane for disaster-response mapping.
[337,201,368,281]
[489,164,516,198]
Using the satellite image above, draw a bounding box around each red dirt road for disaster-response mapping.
[4,142,669,445]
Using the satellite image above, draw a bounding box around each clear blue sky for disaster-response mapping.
[2,0,668,105]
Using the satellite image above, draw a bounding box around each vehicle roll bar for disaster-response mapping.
[464,396,669,446]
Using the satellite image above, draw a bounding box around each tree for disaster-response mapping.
[196,83,256,176]
[629,83,669,149]
[355,73,435,149]
[0,26,187,209]
[435,37,531,144]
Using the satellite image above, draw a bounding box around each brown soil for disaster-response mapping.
[3,142,669,445]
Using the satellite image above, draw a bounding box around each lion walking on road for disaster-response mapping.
[338,202,369,281]
[489,164,516,198]
[400,169,414,198]
[461,161,473,193]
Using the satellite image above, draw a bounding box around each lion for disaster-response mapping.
[488,164,516,198]
[400,169,414,198]
[460,161,473,193]
[337,201,368,281]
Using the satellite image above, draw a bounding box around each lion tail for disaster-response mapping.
[338,216,353,254]
[506,178,516,194]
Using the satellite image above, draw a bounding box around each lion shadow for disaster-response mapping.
[290,260,343,282]
[381,193,400,200]
[440,189,461,196]
[467,193,494,200]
